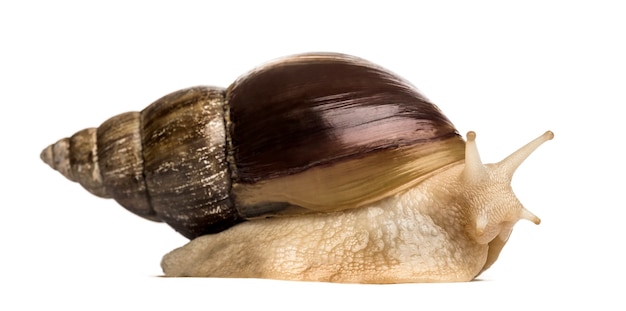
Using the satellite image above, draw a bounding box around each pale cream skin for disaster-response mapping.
[161,131,553,283]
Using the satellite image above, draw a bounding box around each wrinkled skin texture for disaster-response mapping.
[162,165,508,282]
[162,164,481,282]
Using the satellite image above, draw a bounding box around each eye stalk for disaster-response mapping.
[495,131,555,182]
[463,131,487,184]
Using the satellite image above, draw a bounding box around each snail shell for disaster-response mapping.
[41,53,464,239]
[42,52,552,282]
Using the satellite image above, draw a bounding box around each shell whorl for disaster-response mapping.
[41,87,241,238]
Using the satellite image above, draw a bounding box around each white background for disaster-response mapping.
[1,1,624,310]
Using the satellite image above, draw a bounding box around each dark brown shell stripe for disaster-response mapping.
[226,53,461,183]
[225,53,465,218]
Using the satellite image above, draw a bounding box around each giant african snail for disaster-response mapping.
[41,52,553,283]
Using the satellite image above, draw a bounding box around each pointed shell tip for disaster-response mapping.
[40,145,54,169]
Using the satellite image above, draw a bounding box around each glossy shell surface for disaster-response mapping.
[228,53,465,218]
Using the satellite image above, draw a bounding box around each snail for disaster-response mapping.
[41,52,553,283]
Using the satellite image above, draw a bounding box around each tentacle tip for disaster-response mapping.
[466,131,476,141]
[521,209,541,225]
[544,130,554,140]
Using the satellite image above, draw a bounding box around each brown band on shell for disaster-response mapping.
[141,86,240,239]
[96,112,157,221]
[233,136,465,217]
[69,128,108,198]
[227,53,460,184]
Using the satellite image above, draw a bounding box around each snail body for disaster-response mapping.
[42,52,552,283]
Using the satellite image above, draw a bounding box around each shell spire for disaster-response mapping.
[41,128,108,198]
[40,87,242,238]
